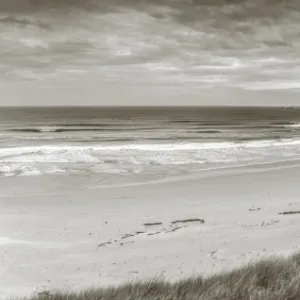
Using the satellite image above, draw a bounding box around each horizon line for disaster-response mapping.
[0,105,299,108]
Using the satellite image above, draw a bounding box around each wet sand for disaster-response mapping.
[1,162,300,299]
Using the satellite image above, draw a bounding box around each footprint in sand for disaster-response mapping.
[209,249,226,262]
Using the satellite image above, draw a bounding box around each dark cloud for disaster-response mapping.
[0,0,299,13]
[1,0,300,106]
[0,15,51,29]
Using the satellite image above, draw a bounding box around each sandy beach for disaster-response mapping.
[1,161,300,299]
[2,0,300,296]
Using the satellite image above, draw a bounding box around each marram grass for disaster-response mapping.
[19,252,300,300]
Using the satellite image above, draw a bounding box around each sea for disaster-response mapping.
[2,0,300,177]
[1,106,300,177]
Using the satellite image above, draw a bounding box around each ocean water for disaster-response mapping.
[1,106,300,177]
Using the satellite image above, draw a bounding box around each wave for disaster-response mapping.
[8,126,159,133]
[1,137,300,176]
[1,134,292,143]
[167,121,299,129]
[284,123,300,128]
[193,130,221,133]
[9,128,114,133]
[9,128,55,133]
[8,128,221,134]
[46,123,150,127]
[8,122,297,134]
[1,137,300,157]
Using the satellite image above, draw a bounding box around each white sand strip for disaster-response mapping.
[1,162,300,299]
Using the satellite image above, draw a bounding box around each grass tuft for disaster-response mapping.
[17,252,300,300]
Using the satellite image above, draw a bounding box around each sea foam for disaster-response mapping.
[1,138,300,176]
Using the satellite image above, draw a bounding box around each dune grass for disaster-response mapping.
[21,252,300,300]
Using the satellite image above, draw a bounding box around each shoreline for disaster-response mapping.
[1,156,300,193]
[1,160,300,298]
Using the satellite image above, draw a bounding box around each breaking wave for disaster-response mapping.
[7,121,300,134]
[284,123,300,128]
[1,137,300,176]
[9,127,156,133]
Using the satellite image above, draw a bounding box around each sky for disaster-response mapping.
[2,85,300,106]
[1,0,300,106]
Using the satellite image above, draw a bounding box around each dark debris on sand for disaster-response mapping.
[143,222,163,227]
[279,211,300,215]
[171,218,204,224]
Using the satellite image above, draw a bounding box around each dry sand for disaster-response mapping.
[1,161,300,299]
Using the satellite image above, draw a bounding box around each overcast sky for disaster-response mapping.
[1,0,300,106]
[1,84,300,106]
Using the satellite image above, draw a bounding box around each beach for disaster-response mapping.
[2,0,300,296]
[1,161,300,299]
